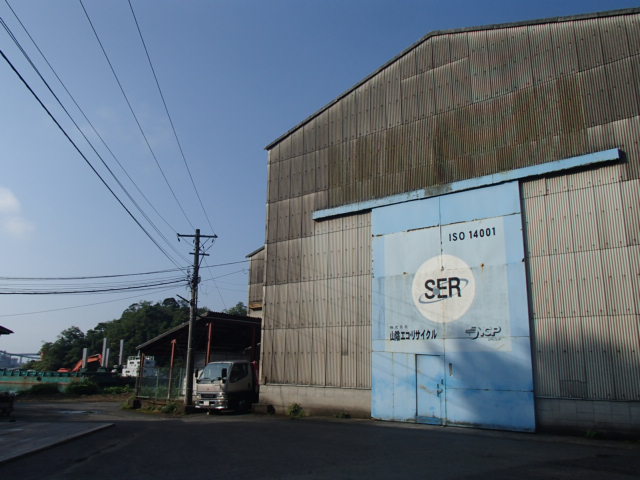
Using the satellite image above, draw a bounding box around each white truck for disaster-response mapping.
[194,360,259,412]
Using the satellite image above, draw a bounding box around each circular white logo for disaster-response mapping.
[411,254,475,323]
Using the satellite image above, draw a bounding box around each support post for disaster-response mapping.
[167,339,177,400]
[206,322,213,364]
[134,353,145,398]
[118,339,124,366]
[101,338,108,366]
[81,348,88,370]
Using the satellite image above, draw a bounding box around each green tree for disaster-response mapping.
[36,326,87,371]
[31,298,191,371]
[223,301,248,316]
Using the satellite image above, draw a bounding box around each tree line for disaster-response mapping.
[26,299,247,371]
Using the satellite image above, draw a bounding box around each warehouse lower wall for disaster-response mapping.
[259,384,371,418]
[536,398,640,436]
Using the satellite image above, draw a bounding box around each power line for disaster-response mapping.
[127,0,216,235]
[0,286,180,318]
[0,47,184,269]
[0,259,249,281]
[79,0,196,231]
[3,0,181,240]
[0,15,188,266]
[0,278,186,295]
[0,267,183,281]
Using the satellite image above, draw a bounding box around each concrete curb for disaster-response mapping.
[0,422,114,464]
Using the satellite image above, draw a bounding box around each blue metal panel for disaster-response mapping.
[370,181,536,432]
[372,196,440,236]
[445,388,536,432]
[373,228,441,277]
[503,213,526,263]
[314,148,621,220]
[416,355,444,425]
[371,351,394,420]
[443,337,534,391]
[372,278,387,342]
[392,353,417,421]
[506,261,531,338]
[439,182,521,225]
[372,352,417,422]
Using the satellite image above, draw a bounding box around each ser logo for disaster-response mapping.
[411,254,475,323]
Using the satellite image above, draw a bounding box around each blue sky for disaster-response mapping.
[1,0,637,355]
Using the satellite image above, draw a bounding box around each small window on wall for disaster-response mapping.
[230,363,249,383]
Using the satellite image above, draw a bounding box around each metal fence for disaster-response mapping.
[137,366,186,401]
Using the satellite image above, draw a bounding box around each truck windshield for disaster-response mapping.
[199,362,232,381]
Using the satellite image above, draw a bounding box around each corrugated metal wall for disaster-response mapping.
[248,249,265,308]
[261,10,640,395]
[523,169,640,401]
[261,210,372,389]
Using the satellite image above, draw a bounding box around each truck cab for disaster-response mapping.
[194,360,258,412]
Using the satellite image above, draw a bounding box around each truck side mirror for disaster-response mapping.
[221,368,228,382]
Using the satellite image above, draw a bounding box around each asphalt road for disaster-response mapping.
[2,400,639,479]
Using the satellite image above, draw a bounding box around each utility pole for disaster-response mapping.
[177,228,217,407]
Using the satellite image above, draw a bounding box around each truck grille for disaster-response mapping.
[200,393,218,399]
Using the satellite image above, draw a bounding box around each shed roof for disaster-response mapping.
[0,325,13,335]
[265,7,640,151]
[136,311,260,357]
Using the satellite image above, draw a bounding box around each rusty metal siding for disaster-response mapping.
[575,18,605,71]
[468,29,491,102]
[288,239,302,285]
[533,318,561,398]
[579,66,612,128]
[574,250,606,317]
[298,327,313,385]
[545,192,573,254]
[524,173,640,402]
[288,196,302,240]
[290,155,303,199]
[312,279,328,328]
[601,247,635,316]
[268,160,279,203]
[551,21,579,77]
[274,284,287,329]
[271,328,286,384]
[582,316,615,399]
[626,14,640,54]
[385,62,402,129]
[621,180,640,245]
[311,327,327,385]
[594,183,625,250]
[529,255,556,319]
[506,26,533,92]
[284,328,298,384]
[600,15,630,62]
[299,280,313,327]
[556,317,587,398]
[610,316,640,400]
[529,23,556,85]
[606,58,639,123]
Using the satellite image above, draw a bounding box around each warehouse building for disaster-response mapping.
[256,8,640,433]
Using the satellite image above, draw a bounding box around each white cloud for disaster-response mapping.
[0,187,35,238]
[0,187,20,214]
[3,216,35,237]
